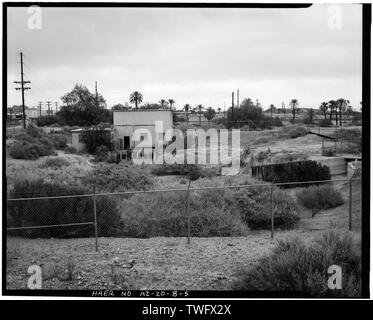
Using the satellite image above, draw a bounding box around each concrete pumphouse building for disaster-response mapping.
[113,109,173,160]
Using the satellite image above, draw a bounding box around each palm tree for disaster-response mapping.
[328,100,337,124]
[204,107,216,127]
[197,104,203,126]
[289,99,299,123]
[184,104,191,124]
[269,104,276,119]
[337,98,349,126]
[159,99,167,109]
[319,102,329,120]
[129,91,143,109]
[168,99,175,110]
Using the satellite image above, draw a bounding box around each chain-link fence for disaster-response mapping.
[6,176,362,290]
[322,138,362,156]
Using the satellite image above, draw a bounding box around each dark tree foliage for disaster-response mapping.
[81,129,113,154]
[7,180,122,238]
[259,160,331,188]
[225,98,282,129]
[56,84,112,126]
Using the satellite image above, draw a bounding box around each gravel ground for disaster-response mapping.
[7,229,324,291]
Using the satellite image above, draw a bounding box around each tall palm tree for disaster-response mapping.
[319,102,329,120]
[337,98,349,126]
[269,104,275,119]
[197,104,203,127]
[159,99,167,109]
[129,91,143,109]
[168,99,175,110]
[184,104,191,124]
[328,100,337,124]
[289,99,299,123]
[204,107,216,127]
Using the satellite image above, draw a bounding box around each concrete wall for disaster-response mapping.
[71,131,86,153]
[114,110,173,150]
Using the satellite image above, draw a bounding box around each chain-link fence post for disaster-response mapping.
[187,179,191,244]
[349,175,353,231]
[270,176,276,240]
[93,186,98,252]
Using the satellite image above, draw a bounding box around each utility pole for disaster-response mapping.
[231,91,235,128]
[14,52,31,129]
[37,102,43,117]
[237,89,241,124]
[45,101,52,116]
[95,81,99,108]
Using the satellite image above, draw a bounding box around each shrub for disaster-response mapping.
[286,126,309,138]
[7,179,122,238]
[26,123,43,138]
[81,129,113,154]
[279,126,309,139]
[49,133,68,149]
[234,231,361,297]
[8,141,39,160]
[319,119,333,127]
[296,184,344,216]
[119,189,249,238]
[151,164,220,179]
[39,157,70,169]
[9,130,56,159]
[64,146,76,154]
[93,145,118,163]
[234,187,299,230]
[261,160,331,187]
[334,128,361,140]
[35,115,58,127]
[119,179,298,237]
[83,162,154,193]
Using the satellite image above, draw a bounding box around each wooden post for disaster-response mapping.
[187,179,192,244]
[93,186,98,252]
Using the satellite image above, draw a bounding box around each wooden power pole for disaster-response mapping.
[14,52,31,129]
[45,101,52,116]
[37,101,43,117]
[95,81,99,108]
[231,91,235,128]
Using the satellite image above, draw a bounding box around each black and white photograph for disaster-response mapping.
[2,1,370,301]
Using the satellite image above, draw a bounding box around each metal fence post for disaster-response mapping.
[349,177,353,231]
[270,176,276,240]
[93,186,98,252]
[187,179,191,244]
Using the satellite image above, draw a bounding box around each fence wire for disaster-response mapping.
[6,176,362,290]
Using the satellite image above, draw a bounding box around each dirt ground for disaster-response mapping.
[5,230,334,291]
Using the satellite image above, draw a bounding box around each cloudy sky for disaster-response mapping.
[7,4,362,111]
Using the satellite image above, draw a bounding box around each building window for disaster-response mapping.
[78,134,84,143]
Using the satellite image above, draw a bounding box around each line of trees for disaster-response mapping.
[319,99,353,126]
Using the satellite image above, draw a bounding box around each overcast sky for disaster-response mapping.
[7,4,362,111]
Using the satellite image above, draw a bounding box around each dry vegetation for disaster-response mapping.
[5,124,362,291]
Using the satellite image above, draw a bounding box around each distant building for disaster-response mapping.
[113,109,173,160]
[25,108,39,119]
